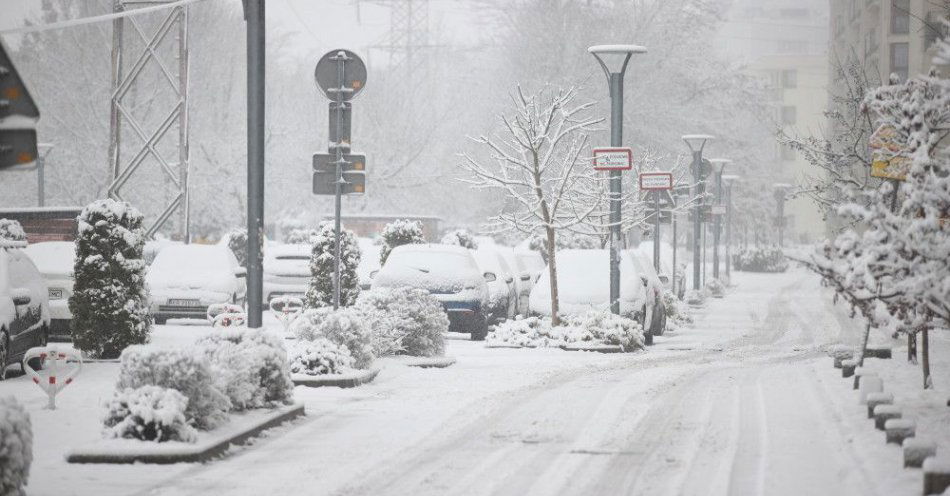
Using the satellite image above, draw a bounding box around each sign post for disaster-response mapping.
[313,49,367,310]
[639,172,673,272]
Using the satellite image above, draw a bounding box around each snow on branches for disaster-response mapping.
[380,219,424,265]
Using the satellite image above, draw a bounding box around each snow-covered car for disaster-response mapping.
[472,248,518,324]
[372,244,491,340]
[1,240,50,378]
[24,241,75,341]
[528,249,653,327]
[146,244,247,324]
[626,248,667,336]
[357,237,382,291]
[500,249,545,316]
[637,241,685,299]
[263,243,311,303]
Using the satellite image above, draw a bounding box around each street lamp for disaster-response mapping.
[721,174,741,283]
[589,44,647,315]
[708,158,731,281]
[772,183,792,247]
[682,134,714,291]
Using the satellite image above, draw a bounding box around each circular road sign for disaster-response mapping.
[314,49,367,101]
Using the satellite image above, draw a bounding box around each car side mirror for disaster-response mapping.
[12,288,31,306]
[234,267,247,278]
[505,276,514,284]
[484,272,497,282]
[520,272,531,281]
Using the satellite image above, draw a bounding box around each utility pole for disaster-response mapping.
[244,0,265,328]
[682,135,713,291]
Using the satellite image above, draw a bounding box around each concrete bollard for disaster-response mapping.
[923,457,950,495]
[841,359,857,378]
[859,376,884,404]
[884,418,915,444]
[873,404,901,430]
[903,438,937,468]
[865,345,892,359]
[866,392,894,418]
[853,368,874,390]
[830,345,854,369]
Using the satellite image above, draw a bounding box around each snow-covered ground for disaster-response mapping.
[2,267,944,495]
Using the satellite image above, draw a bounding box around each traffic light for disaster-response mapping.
[0,40,40,171]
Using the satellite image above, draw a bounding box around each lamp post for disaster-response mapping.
[721,174,741,283]
[772,183,792,247]
[682,135,714,291]
[244,0,266,328]
[589,44,646,315]
[708,158,730,281]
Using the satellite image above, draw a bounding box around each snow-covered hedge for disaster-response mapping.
[486,316,570,348]
[705,278,726,297]
[732,247,788,273]
[305,223,362,309]
[356,287,448,357]
[103,386,197,443]
[0,396,32,496]
[291,307,374,369]
[487,312,644,351]
[440,229,478,249]
[0,219,26,242]
[684,289,706,306]
[197,329,294,410]
[563,311,644,351]
[116,346,230,430]
[380,219,424,265]
[288,338,354,376]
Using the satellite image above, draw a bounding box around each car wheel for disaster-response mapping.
[154,316,167,325]
[0,330,8,381]
[654,311,667,337]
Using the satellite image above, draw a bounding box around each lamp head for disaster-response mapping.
[721,174,742,184]
[588,44,647,76]
[708,158,731,175]
[682,134,715,153]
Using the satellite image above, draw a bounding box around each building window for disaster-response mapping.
[781,106,797,125]
[781,70,798,89]
[891,0,910,34]
[890,42,909,80]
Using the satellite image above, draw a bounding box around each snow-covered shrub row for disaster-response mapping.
[732,247,788,273]
[440,229,478,249]
[0,396,32,496]
[197,329,294,410]
[356,287,448,357]
[486,312,645,351]
[116,346,230,430]
[663,291,693,329]
[705,278,726,297]
[486,316,571,348]
[563,311,644,351]
[291,307,374,369]
[288,338,354,376]
[0,219,26,242]
[380,219,424,265]
[103,386,197,443]
[305,222,361,309]
[69,199,151,359]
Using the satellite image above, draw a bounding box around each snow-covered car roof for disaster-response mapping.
[149,244,237,274]
[472,248,511,276]
[373,244,483,295]
[24,241,75,277]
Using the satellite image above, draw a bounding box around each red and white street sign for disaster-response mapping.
[592,147,633,171]
[639,172,673,191]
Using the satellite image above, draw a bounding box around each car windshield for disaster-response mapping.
[387,248,476,273]
[151,246,231,274]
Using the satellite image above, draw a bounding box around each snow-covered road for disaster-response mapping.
[12,268,922,495]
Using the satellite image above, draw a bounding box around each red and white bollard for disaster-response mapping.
[207,303,245,324]
[269,296,304,331]
[212,312,247,328]
[22,346,82,410]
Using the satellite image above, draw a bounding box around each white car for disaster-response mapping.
[372,244,491,340]
[637,241,685,299]
[500,249,545,316]
[529,249,653,327]
[1,240,50,377]
[472,248,518,324]
[24,241,75,341]
[146,244,247,324]
[263,243,311,303]
[626,248,667,336]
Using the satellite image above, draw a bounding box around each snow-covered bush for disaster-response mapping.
[69,199,151,359]
[562,311,645,351]
[0,396,32,496]
[284,228,317,245]
[663,290,692,327]
[355,287,448,357]
[380,219,424,265]
[705,278,725,298]
[486,313,642,349]
[103,386,197,443]
[732,247,788,273]
[196,329,294,410]
[291,307,374,369]
[440,229,478,249]
[486,316,567,348]
[0,219,26,242]
[684,289,706,306]
[116,346,230,430]
[305,222,361,309]
[288,338,354,376]
[224,228,248,267]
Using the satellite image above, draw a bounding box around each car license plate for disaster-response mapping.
[48,289,63,300]
[168,299,202,307]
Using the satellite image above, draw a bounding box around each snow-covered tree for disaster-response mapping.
[305,223,361,309]
[0,219,26,243]
[459,86,611,326]
[223,228,248,267]
[440,229,478,249]
[69,199,151,359]
[380,219,424,265]
[0,396,32,495]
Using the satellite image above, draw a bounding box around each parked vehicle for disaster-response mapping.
[263,243,311,304]
[372,244,490,340]
[626,248,667,336]
[472,248,518,324]
[146,244,246,324]
[529,249,654,328]
[500,249,545,316]
[357,238,382,291]
[0,240,50,378]
[24,241,75,341]
[637,241,685,299]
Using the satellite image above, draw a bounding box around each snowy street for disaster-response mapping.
[10,268,931,496]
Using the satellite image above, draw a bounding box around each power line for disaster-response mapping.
[0,0,207,36]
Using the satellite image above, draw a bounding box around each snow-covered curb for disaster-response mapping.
[393,356,456,368]
[291,368,380,388]
[65,402,304,464]
[559,343,624,354]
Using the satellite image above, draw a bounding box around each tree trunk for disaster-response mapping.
[922,327,932,389]
[546,226,560,327]
[858,319,872,367]
[908,332,917,364]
